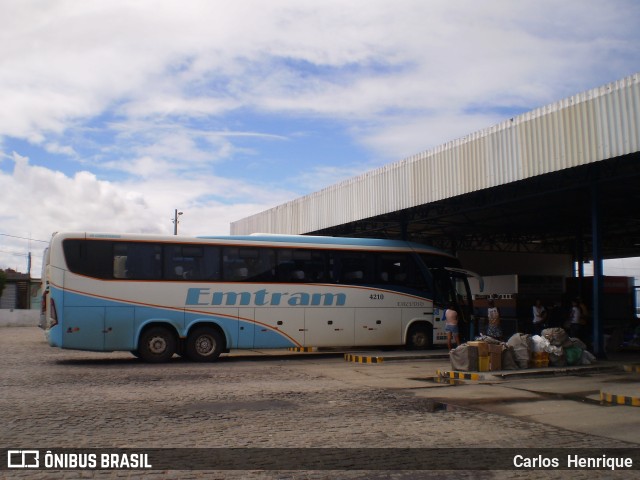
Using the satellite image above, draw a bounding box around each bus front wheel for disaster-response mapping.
[186,326,223,362]
[137,326,177,363]
[407,323,433,350]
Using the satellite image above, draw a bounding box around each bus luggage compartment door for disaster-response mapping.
[355,308,401,346]
[254,308,305,348]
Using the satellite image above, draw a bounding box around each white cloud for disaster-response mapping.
[0,152,296,271]
[3,0,636,140]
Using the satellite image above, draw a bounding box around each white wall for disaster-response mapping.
[0,309,39,327]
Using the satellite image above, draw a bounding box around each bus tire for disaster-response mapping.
[137,326,177,363]
[406,323,433,350]
[185,326,223,362]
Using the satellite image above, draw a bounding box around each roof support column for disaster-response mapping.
[591,177,604,357]
[400,213,408,241]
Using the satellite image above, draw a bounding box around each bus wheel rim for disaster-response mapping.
[149,336,167,354]
[196,334,216,356]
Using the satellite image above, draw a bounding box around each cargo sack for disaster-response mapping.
[474,334,502,345]
[449,344,479,372]
[542,327,570,347]
[548,351,567,367]
[501,346,519,370]
[568,337,587,350]
[507,333,532,369]
[580,350,597,365]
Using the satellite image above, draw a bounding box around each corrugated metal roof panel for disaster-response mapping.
[232,73,640,235]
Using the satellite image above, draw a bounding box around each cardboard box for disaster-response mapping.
[488,344,502,371]
[467,341,489,357]
[478,355,490,372]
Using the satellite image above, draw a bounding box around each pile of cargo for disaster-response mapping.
[449,328,596,372]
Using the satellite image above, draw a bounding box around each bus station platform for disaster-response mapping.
[225,346,640,406]
[340,348,640,407]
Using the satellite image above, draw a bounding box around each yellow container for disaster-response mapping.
[533,359,549,368]
[533,351,549,361]
[478,355,490,372]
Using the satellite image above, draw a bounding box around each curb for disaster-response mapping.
[599,391,640,407]
[622,365,640,373]
[599,364,640,406]
[344,354,384,364]
[437,370,486,381]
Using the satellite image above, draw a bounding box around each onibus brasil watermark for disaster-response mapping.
[7,450,151,470]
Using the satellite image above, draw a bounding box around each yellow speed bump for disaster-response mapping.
[600,391,640,407]
[344,354,384,364]
[437,370,484,381]
[622,365,640,373]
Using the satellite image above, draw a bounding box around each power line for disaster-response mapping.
[0,249,44,256]
[0,233,49,243]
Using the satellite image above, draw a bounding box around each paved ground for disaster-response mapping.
[1,327,639,479]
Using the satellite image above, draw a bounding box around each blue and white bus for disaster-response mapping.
[43,232,479,362]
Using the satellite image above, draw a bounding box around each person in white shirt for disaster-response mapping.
[532,299,547,336]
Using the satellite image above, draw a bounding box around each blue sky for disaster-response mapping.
[1,0,639,274]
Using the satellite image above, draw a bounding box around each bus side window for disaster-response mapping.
[223,247,276,282]
[113,255,127,279]
[63,239,114,279]
[201,245,221,280]
[336,252,374,284]
[116,243,162,280]
[163,244,209,280]
[276,249,329,283]
[376,253,425,289]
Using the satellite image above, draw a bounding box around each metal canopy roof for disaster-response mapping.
[311,152,640,261]
[232,74,640,262]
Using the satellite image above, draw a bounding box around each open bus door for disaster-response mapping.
[431,268,483,343]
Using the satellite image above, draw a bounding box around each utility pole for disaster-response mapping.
[173,209,183,235]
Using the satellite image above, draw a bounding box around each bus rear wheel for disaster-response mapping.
[186,326,223,362]
[137,326,177,363]
[407,323,433,350]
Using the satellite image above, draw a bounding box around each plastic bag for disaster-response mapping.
[531,335,550,353]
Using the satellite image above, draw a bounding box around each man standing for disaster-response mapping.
[445,305,460,350]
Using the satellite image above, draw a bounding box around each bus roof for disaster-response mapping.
[51,232,455,257]
[199,234,449,252]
